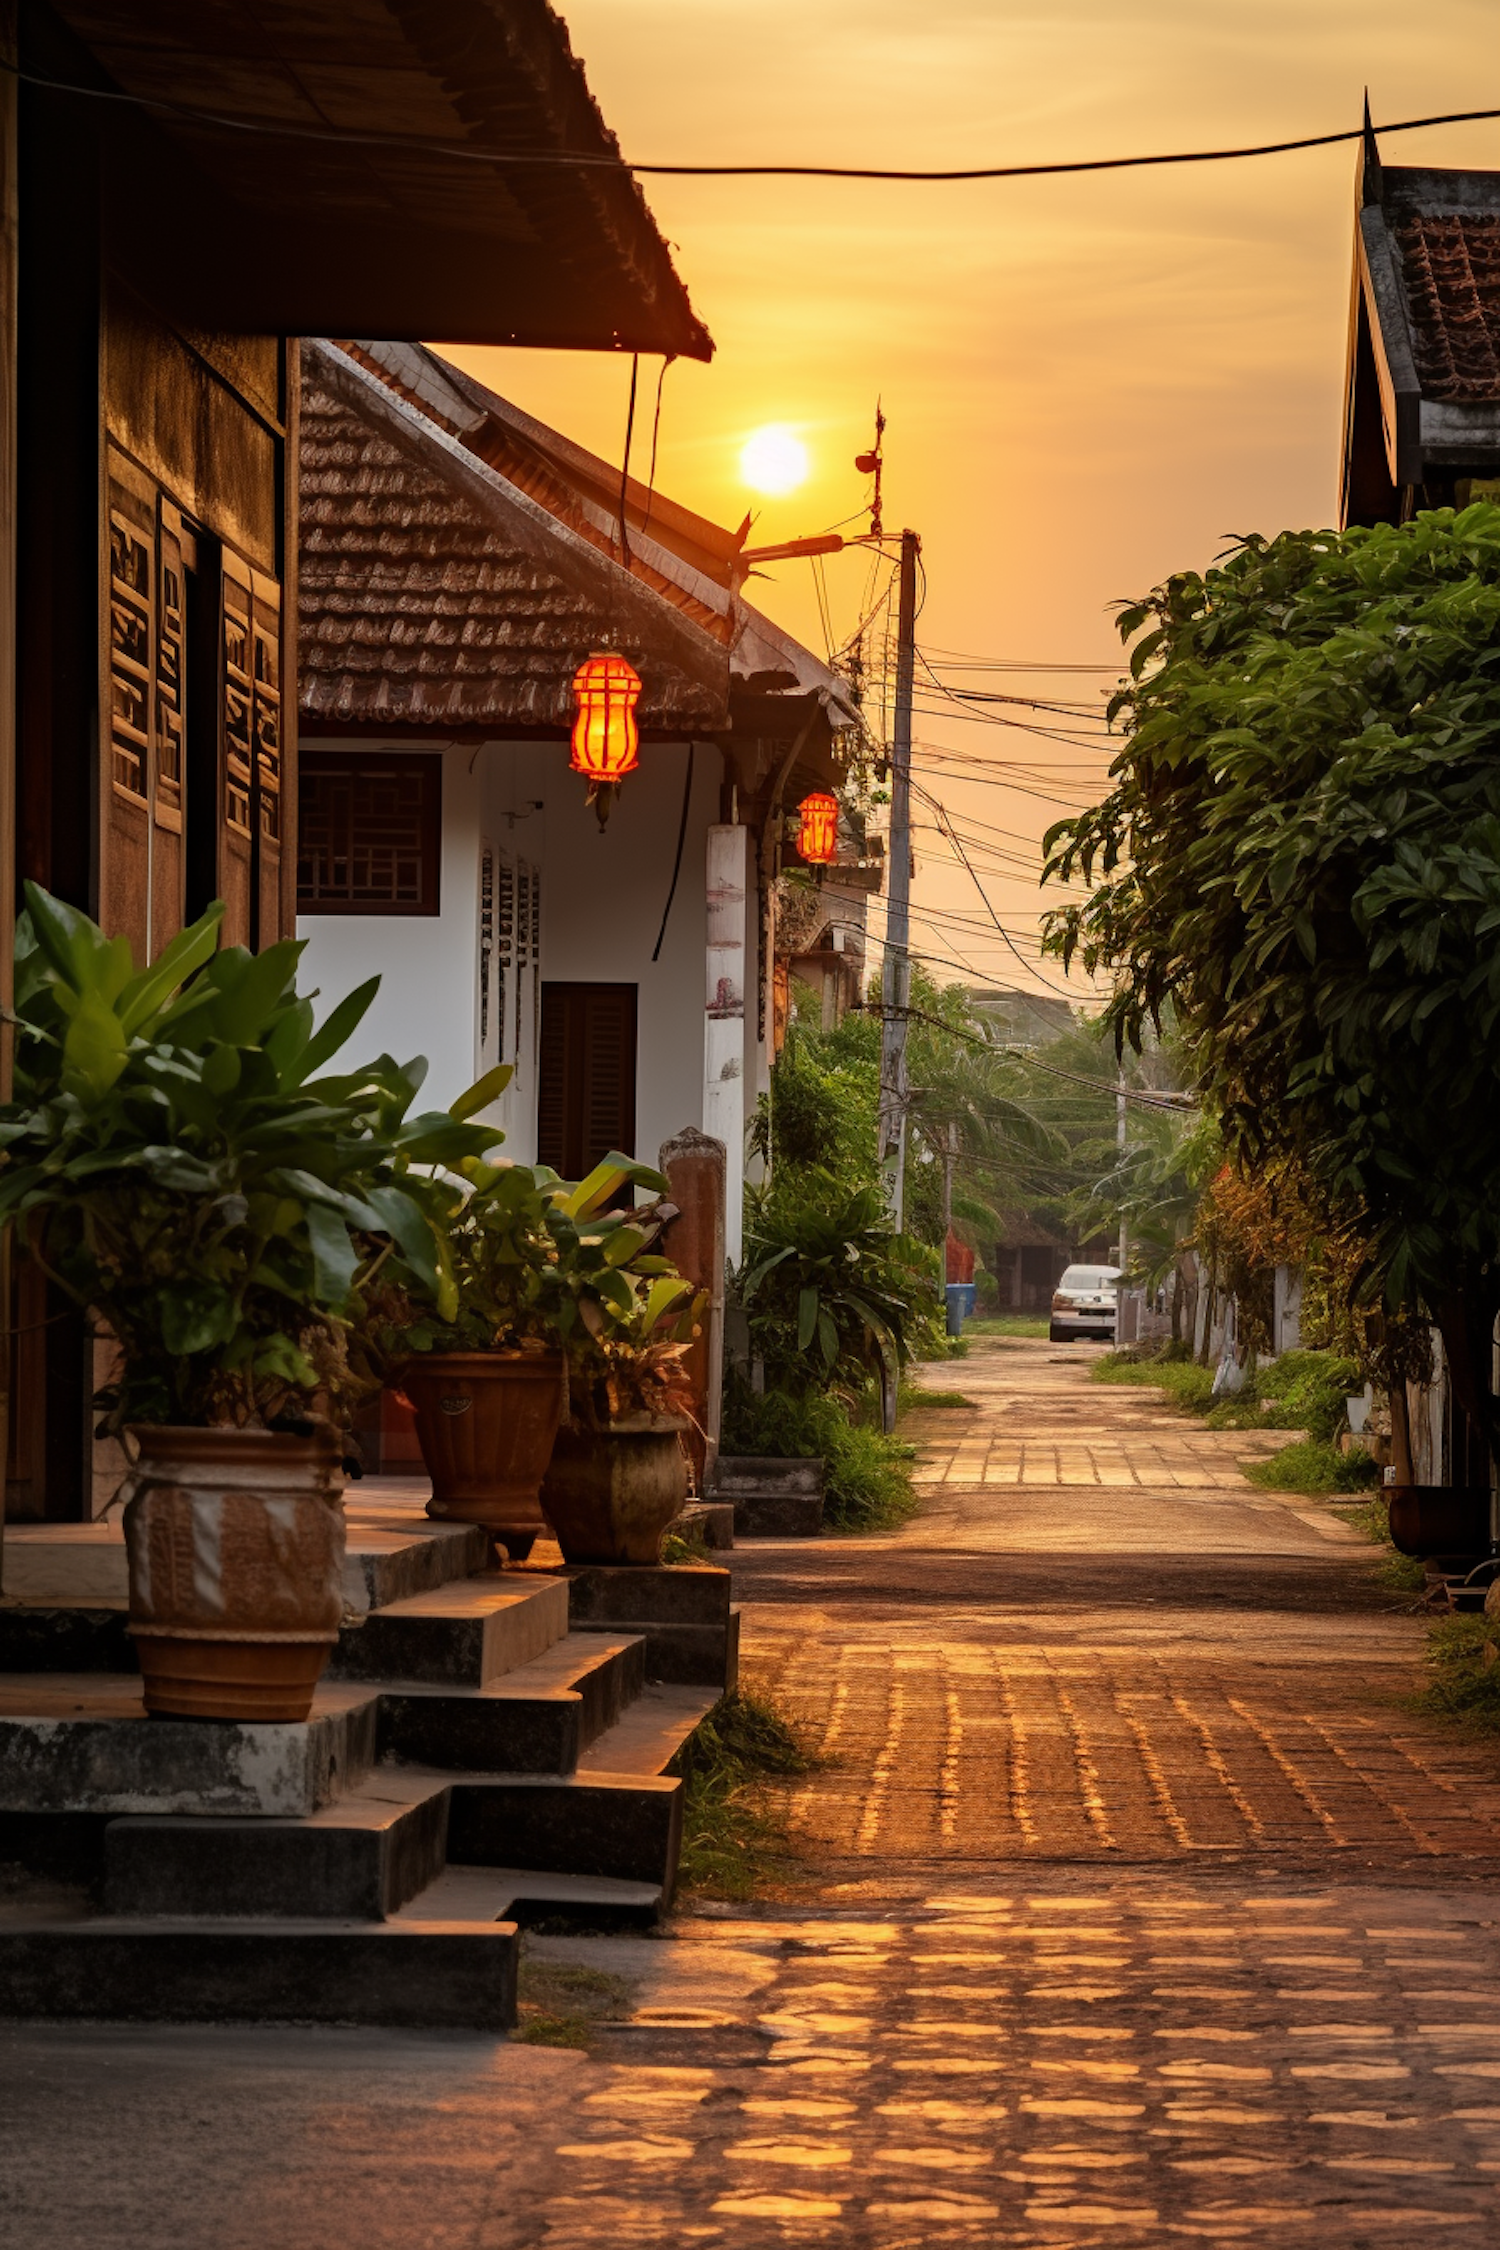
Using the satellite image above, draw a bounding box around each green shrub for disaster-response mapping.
[1415,1615,1500,1731]
[1243,1437,1378,1496]
[722,1379,919,1533]
[1255,1350,1361,1441]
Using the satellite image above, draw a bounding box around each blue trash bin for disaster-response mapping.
[945,1283,967,1337]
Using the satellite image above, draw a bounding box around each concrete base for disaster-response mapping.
[732,1492,824,1538]
[0,1678,380,1818]
[711,1455,825,1537]
[0,1915,519,2029]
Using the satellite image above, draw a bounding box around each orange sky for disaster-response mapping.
[442,1,1499,1005]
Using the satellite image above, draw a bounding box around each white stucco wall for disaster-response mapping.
[296,735,731,1175]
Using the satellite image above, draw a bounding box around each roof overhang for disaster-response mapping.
[39,0,710,356]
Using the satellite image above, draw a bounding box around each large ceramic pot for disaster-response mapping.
[540,1415,690,1565]
[122,1424,346,1722]
[401,1351,565,1560]
[1386,1484,1493,1559]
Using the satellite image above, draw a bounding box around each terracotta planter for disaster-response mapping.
[540,1415,690,1565]
[122,1424,346,1722]
[402,1351,565,1560]
[1386,1484,1494,1559]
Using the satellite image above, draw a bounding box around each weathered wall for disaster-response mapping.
[296,736,725,1174]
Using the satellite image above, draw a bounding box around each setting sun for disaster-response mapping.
[739,424,809,497]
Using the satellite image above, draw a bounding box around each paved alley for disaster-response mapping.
[7,1336,1500,2250]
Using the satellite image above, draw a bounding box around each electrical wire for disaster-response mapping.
[923,797,1088,1000]
[7,63,1491,185]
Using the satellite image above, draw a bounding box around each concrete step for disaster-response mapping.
[557,1563,740,1689]
[0,1509,489,1621]
[102,1772,452,1921]
[0,1675,381,1818]
[399,1862,661,1927]
[0,1913,517,2029]
[331,1575,569,1689]
[438,1684,719,1895]
[447,1770,682,1891]
[575,1684,721,1777]
[376,1632,646,1775]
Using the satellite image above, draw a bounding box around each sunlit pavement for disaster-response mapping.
[6,1336,1500,2248]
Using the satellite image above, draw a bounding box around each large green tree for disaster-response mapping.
[1044,502,1500,1445]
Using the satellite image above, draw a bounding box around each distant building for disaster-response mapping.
[1341,120,1500,527]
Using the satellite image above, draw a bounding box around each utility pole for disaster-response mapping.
[878,527,920,1226]
[1115,1067,1129,1274]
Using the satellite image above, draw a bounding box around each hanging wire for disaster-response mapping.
[640,356,673,543]
[616,354,640,577]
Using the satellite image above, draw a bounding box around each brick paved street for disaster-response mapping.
[6,1336,1500,2249]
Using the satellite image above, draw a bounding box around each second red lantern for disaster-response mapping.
[797,791,839,864]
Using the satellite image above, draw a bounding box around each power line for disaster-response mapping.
[11,68,1490,184]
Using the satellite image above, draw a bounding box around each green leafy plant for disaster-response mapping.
[738,1171,937,1397]
[1242,1436,1378,1496]
[1045,502,1500,1447]
[385,1144,705,1430]
[721,1379,919,1534]
[0,885,499,1433]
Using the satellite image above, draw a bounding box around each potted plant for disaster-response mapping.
[391,1152,566,1559]
[389,1150,680,1560]
[0,885,493,1721]
[536,1164,706,1565]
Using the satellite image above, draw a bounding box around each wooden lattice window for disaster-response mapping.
[297,752,442,915]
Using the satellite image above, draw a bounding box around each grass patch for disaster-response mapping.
[660,1523,712,1566]
[966,1314,1048,1338]
[1327,1491,1427,1592]
[514,1955,634,2047]
[1093,1351,1217,1414]
[898,1382,975,1412]
[722,1382,920,1534]
[673,1687,816,1902]
[1413,1614,1500,1732]
[1242,1437,1379,1497]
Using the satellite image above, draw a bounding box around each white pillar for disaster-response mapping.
[704,824,751,1266]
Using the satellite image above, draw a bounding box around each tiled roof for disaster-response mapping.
[1395,212,1500,403]
[299,339,861,737]
[299,341,731,732]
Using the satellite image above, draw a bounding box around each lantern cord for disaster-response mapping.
[616,354,640,586]
[651,743,696,963]
[641,357,673,544]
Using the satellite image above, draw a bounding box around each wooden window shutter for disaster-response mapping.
[151,500,192,960]
[478,841,497,1063]
[219,551,256,946]
[537,983,637,1182]
[103,465,154,960]
[251,569,283,946]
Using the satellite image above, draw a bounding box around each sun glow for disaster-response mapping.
[740,424,810,497]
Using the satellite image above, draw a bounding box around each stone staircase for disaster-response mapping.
[0,1482,738,2029]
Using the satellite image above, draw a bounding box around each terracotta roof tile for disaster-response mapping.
[1395,211,1500,403]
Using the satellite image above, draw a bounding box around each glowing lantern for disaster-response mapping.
[797,791,839,865]
[570,651,641,826]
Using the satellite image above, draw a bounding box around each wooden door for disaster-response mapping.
[537,983,638,1180]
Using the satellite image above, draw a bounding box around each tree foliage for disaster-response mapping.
[1043,503,1500,1426]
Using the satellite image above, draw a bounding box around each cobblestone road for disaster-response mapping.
[7,1338,1500,2250]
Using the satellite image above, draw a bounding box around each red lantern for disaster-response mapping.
[797,791,839,864]
[571,652,641,782]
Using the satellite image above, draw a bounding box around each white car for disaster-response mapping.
[1050,1264,1122,1343]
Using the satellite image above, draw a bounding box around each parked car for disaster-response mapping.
[1050,1264,1122,1343]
